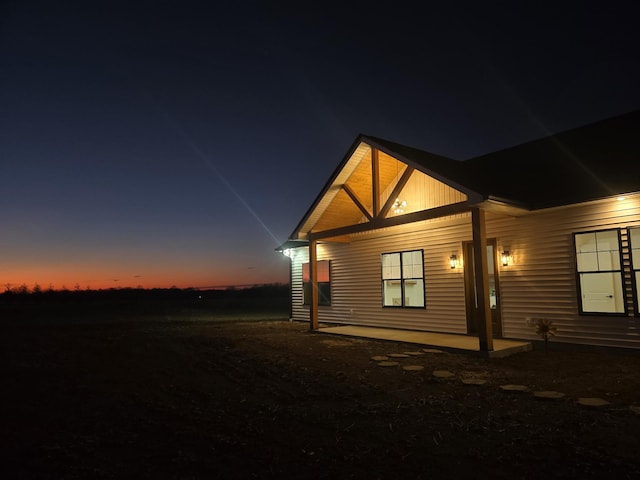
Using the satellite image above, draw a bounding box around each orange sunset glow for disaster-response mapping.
[2,255,290,292]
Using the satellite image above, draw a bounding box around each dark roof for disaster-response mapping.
[360,135,470,190]
[367,109,640,210]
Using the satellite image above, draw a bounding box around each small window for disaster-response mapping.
[574,229,625,314]
[381,250,425,308]
[302,260,331,306]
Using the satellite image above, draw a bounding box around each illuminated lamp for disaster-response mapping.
[501,250,512,267]
[449,254,458,269]
[392,198,407,214]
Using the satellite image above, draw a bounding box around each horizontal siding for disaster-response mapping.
[383,170,468,215]
[290,217,471,333]
[289,248,308,322]
[288,195,640,349]
[486,196,640,349]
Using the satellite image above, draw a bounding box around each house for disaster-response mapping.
[276,110,640,353]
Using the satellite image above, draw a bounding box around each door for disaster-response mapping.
[463,239,503,338]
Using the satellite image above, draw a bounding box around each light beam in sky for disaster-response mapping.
[144,91,285,246]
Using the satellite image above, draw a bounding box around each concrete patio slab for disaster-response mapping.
[318,325,532,358]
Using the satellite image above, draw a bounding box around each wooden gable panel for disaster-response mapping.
[344,149,373,215]
[296,142,469,239]
[377,151,406,197]
[384,167,468,217]
[311,188,367,232]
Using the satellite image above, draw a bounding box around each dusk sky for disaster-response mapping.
[1,1,638,290]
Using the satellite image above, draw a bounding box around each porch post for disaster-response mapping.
[308,239,319,331]
[471,207,493,352]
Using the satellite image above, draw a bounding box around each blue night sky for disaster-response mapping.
[1,1,638,290]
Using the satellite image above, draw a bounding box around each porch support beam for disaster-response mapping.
[379,166,415,218]
[471,207,493,353]
[308,201,472,241]
[372,148,380,216]
[343,184,372,221]
[308,239,319,331]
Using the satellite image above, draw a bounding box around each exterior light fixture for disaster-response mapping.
[501,250,511,267]
[449,254,458,269]
[392,198,407,214]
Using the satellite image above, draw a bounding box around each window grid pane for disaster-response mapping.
[402,250,423,279]
[382,253,401,280]
[382,250,425,308]
[317,261,330,283]
[575,230,621,272]
[302,261,331,306]
[575,229,626,315]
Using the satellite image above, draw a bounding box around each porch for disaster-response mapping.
[318,325,532,358]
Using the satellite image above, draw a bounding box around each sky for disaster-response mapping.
[1,1,639,291]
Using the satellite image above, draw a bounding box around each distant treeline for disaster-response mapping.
[0,283,289,298]
[0,283,291,322]
[0,283,290,303]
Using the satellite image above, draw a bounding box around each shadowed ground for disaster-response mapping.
[2,313,640,479]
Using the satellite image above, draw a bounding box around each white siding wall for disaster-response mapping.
[486,197,640,349]
[289,196,640,349]
[291,217,471,333]
[289,248,308,322]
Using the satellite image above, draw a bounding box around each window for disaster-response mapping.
[630,227,640,313]
[574,229,625,314]
[302,260,331,306]
[381,250,425,308]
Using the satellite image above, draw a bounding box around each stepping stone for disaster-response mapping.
[577,397,610,408]
[404,351,425,356]
[499,384,529,393]
[462,378,487,386]
[432,370,455,378]
[377,361,400,367]
[533,390,566,400]
[402,365,425,371]
[423,348,444,354]
[388,353,410,358]
[630,406,640,415]
[371,355,389,361]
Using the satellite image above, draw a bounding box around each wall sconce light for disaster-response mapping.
[501,250,512,267]
[449,254,458,269]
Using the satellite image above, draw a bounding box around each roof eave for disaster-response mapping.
[289,135,371,240]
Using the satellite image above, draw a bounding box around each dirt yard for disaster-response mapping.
[2,317,640,479]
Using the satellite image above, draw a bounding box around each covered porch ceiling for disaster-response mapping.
[293,141,482,242]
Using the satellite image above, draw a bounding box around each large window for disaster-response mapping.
[630,227,640,313]
[302,260,331,306]
[381,250,425,308]
[574,229,625,314]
